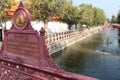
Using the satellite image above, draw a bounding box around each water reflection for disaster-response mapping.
[100,27,120,55]
[118,29,120,46]
[52,27,120,80]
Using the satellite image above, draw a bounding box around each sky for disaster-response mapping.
[72,0,120,19]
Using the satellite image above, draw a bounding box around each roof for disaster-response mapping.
[51,16,61,20]
[6,3,19,18]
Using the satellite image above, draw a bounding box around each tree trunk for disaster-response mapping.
[68,25,71,30]
[75,24,77,29]
[44,21,48,32]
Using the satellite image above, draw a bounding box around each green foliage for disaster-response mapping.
[79,4,107,27]
[79,4,93,27]
[0,0,12,21]
[59,1,80,29]
[111,15,117,23]
[26,0,65,30]
[28,0,64,22]
[26,1,107,29]
[117,11,120,23]
[93,7,105,25]
[0,0,108,30]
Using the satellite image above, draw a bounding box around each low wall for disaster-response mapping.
[2,21,68,33]
[46,26,101,54]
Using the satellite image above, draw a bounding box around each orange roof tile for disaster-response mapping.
[6,3,19,18]
[51,16,61,20]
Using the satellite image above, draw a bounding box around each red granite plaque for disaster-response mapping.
[2,2,41,65]
[6,33,39,57]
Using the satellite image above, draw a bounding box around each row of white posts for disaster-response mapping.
[46,27,101,54]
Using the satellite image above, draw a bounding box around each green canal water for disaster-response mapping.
[52,27,120,80]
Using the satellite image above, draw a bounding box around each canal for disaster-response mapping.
[52,27,120,80]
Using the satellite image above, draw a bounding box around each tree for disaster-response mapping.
[93,7,100,26]
[111,15,117,23]
[0,0,14,23]
[117,11,120,24]
[78,4,107,27]
[79,4,94,27]
[93,8,107,25]
[59,1,80,29]
[25,0,80,30]
[24,1,107,30]
[27,0,65,31]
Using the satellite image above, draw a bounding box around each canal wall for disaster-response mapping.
[46,26,101,54]
[0,26,101,54]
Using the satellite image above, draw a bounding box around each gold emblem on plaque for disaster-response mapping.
[15,11,27,27]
